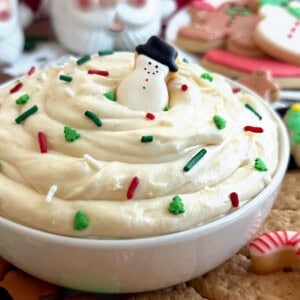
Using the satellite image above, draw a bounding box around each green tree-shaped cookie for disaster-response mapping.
[168,195,185,215]
[254,157,268,172]
[64,126,80,142]
[73,211,89,231]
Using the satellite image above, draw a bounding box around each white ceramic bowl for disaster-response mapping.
[0,83,290,294]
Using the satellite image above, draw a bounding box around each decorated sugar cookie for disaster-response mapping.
[201,49,300,89]
[285,104,300,167]
[117,36,178,112]
[237,69,280,102]
[177,1,265,57]
[249,230,300,274]
[254,1,300,65]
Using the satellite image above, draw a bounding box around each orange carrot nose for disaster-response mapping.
[0,0,11,21]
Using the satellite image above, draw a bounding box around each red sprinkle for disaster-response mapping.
[88,70,109,76]
[232,87,241,94]
[10,82,23,94]
[38,131,47,153]
[181,84,188,91]
[229,192,239,208]
[27,66,36,76]
[127,176,139,200]
[145,112,155,120]
[244,126,264,133]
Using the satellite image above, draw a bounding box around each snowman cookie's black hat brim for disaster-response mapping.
[136,36,178,72]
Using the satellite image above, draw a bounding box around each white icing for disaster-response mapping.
[0,53,279,238]
[117,55,170,112]
[257,5,300,56]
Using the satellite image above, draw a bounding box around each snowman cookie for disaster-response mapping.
[254,1,300,65]
[117,36,178,112]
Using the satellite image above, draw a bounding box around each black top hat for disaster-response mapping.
[136,36,178,72]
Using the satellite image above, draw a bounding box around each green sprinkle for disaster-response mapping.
[103,91,116,101]
[143,86,146,90]
[183,58,189,63]
[64,126,80,142]
[213,115,226,130]
[201,72,213,82]
[15,105,38,124]
[183,148,207,172]
[76,54,91,65]
[85,111,102,127]
[254,157,268,172]
[36,56,48,62]
[73,210,90,230]
[141,135,153,143]
[16,94,30,105]
[98,50,114,56]
[163,105,170,111]
[168,195,185,215]
[59,74,73,82]
[245,103,262,120]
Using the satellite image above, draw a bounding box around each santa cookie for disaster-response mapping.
[0,0,24,65]
[249,230,300,274]
[176,1,265,57]
[201,49,300,89]
[254,1,300,65]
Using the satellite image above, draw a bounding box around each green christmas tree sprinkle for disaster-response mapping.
[73,210,90,230]
[16,94,30,105]
[213,115,226,130]
[201,72,213,82]
[103,91,116,101]
[163,105,170,111]
[168,195,185,215]
[254,158,268,172]
[64,126,80,142]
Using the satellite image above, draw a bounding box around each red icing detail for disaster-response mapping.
[181,84,188,91]
[190,0,215,12]
[244,126,264,133]
[287,34,293,39]
[289,232,300,245]
[232,87,241,94]
[27,66,35,76]
[9,82,23,94]
[127,176,139,200]
[264,232,279,248]
[229,192,239,208]
[38,132,47,153]
[145,112,155,120]
[204,50,300,77]
[274,230,285,245]
[249,242,265,254]
[88,70,109,76]
[255,237,272,250]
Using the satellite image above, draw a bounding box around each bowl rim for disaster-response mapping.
[0,79,290,248]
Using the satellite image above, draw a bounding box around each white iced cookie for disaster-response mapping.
[254,1,300,65]
[0,0,24,65]
[249,230,300,274]
[117,36,178,112]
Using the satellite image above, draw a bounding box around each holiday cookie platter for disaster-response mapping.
[0,37,289,293]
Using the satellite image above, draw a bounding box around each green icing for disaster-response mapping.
[168,195,185,215]
[73,211,90,230]
[287,109,300,143]
[226,7,250,16]
[213,115,226,130]
[64,126,80,142]
[259,0,289,6]
[287,6,300,19]
[254,158,268,172]
[103,91,116,101]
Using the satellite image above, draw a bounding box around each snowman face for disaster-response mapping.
[136,55,169,79]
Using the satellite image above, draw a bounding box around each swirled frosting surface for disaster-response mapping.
[0,52,278,238]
